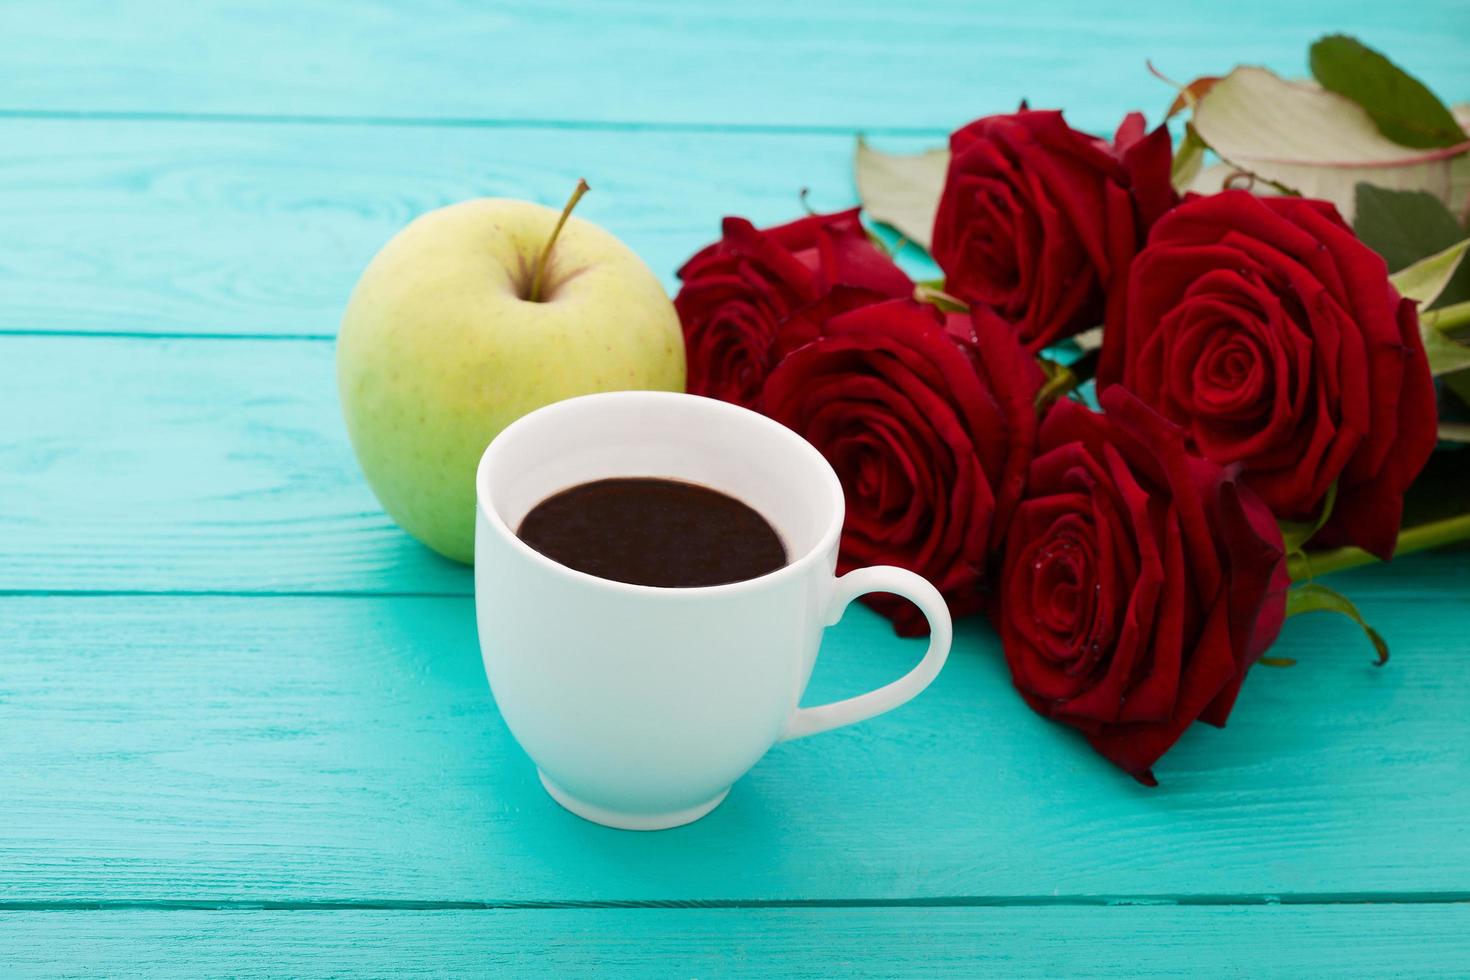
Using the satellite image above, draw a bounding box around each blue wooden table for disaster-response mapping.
[3,2,1469,975]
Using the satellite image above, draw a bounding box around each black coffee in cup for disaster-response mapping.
[516,477,787,588]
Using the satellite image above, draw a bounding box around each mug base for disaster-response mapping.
[538,771,730,831]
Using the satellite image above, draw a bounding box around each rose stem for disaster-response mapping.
[1288,511,1470,581]
[526,178,590,303]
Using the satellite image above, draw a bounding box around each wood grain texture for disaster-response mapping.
[2,566,1467,904]
[7,331,1459,600]
[0,335,467,594]
[0,119,938,338]
[5,0,1470,966]
[0,1,1466,133]
[4,905,1469,978]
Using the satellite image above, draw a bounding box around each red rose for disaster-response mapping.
[1097,191,1437,559]
[999,388,1289,784]
[931,110,1175,351]
[763,298,1042,635]
[675,209,912,407]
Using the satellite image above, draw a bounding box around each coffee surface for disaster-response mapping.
[516,477,787,588]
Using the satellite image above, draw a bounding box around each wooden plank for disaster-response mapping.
[0,335,467,595]
[6,333,1462,598]
[1,573,1467,904]
[3,905,1468,978]
[0,1,1466,132]
[0,119,934,338]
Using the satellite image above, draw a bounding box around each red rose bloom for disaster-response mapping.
[763,298,1042,635]
[931,110,1175,351]
[999,388,1289,784]
[1097,191,1437,559]
[675,209,912,407]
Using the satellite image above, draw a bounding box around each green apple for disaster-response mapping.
[337,183,685,562]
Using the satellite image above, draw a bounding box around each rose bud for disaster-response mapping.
[931,110,1175,351]
[1097,190,1437,559]
[999,388,1289,784]
[763,298,1041,635]
[675,209,912,408]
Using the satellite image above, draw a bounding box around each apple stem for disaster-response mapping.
[527,178,590,303]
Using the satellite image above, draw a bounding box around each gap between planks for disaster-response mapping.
[0,329,339,341]
[0,107,949,139]
[2,894,1468,912]
[0,588,467,599]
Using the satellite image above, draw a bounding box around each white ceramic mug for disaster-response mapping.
[474,390,952,830]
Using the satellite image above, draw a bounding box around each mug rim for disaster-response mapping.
[475,390,847,598]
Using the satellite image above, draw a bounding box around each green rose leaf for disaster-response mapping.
[1439,421,1470,443]
[1353,184,1467,271]
[1354,183,1470,321]
[1309,35,1468,150]
[1170,123,1208,192]
[1284,582,1389,665]
[1187,66,1470,222]
[853,138,948,253]
[1279,482,1337,554]
[1420,301,1470,377]
[1389,238,1470,308]
[912,281,968,313]
[1443,368,1470,410]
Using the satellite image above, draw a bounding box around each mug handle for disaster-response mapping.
[780,566,953,741]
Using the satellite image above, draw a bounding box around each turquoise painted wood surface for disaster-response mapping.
[0,121,931,337]
[0,1,1466,132]
[2,570,1468,905]
[6,907,1470,978]
[1,1,1469,976]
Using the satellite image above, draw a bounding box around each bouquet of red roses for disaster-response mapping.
[672,35,1470,784]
